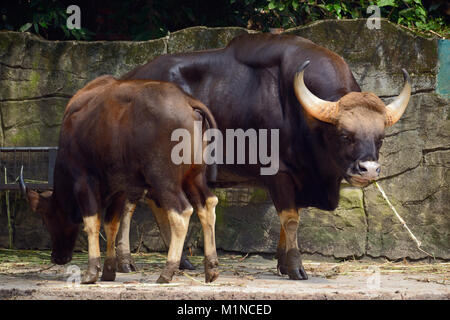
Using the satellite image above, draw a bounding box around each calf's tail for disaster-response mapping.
[190,101,218,182]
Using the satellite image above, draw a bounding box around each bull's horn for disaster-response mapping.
[385,69,411,126]
[293,60,339,124]
[19,166,27,196]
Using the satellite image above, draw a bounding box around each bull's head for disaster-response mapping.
[19,167,78,264]
[294,61,411,187]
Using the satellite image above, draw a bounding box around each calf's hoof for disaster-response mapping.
[286,249,308,280]
[204,257,219,283]
[81,268,100,284]
[81,258,101,284]
[101,258,117,281]
[156,261,178,284]
[116,253,137,273]
[205,268,219,283]
[156,274,171,284]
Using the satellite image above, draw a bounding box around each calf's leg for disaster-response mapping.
[146,198,195,270]
[197,195,219,283]
[81,213,102,284]
[101,196,123,281]
[157,205,193,283]
[154,188,194,284]
[185,176,219,283]
[116,200,137,273]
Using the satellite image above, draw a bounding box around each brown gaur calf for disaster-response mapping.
[20,75,219,284]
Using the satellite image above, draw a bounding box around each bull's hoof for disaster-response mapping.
[204,257,219,283]
[276,246,288,276]
[81,258,101,284]
[287,266,308,280]
[180,256,195,270]
[277,264,288,276]
[286,249,308,281]
[116,253,137,273]
[276,247,288,276]
[278,260,307,279]
[101,258,117,281]
[299,265,308,280]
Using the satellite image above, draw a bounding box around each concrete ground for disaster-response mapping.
[0,250,448,300]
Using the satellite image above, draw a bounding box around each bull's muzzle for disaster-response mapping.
[357,161,381,180]
[346,160,381,187]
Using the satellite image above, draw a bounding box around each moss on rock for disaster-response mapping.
[168,26,252,53]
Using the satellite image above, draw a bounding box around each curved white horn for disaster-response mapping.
[385,69,411,126]
[19,166,27,196]
[293,60,339,124]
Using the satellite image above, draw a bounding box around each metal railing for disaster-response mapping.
[0,147,57,191]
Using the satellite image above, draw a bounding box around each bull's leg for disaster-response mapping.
[267,172,308,280]
[101,197,123,281]
[278,209,308,280]
[146,197,195,270]
[157,205,193,283]
[276,226,288,276]
[81,213,102,284]
[116,200,137,273]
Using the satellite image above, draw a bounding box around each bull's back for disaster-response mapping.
[121,33,360,129]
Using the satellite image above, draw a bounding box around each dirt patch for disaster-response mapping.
[0,249,448,300]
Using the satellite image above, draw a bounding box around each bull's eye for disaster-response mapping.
[340,133,354,144]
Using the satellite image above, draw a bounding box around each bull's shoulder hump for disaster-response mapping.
[227,33,317,68]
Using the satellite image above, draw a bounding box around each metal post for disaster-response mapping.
[48,148,57,188]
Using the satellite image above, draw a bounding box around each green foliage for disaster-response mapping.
[0,0,448,40]
[232,0,448,37]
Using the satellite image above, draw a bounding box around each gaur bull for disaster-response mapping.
[118,33,411,280]
[20,75,220,284]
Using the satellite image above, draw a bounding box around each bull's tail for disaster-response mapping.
[191,101,218,182]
